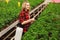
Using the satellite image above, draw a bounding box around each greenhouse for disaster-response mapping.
[0,0,60,40]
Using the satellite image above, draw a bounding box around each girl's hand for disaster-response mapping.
[31,18,35,22]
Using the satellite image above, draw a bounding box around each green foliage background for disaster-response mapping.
[22,3,60,40]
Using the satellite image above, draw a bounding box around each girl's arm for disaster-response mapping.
[21,18,35,25]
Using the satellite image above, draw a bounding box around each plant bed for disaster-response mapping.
[22,3,60,40]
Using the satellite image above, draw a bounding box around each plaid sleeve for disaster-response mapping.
[19,11,25,23]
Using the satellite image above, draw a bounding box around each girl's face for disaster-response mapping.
[26,3,30,10]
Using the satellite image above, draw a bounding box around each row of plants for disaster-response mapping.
[0,0,44,29]
[22,3,60,40]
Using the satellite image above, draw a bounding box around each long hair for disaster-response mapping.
[22,0,30,11]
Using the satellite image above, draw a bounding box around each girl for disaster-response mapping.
[18,1,35,33]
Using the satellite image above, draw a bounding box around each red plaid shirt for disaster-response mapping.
[19,9,31,32]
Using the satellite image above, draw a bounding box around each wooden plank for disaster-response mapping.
[0,20,19,37]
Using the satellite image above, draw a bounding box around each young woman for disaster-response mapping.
[18,2,35,33]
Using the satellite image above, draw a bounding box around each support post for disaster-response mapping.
[15,27,23,40]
